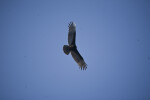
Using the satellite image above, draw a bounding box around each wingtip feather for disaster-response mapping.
[78,59,87,70]
[68,22,76,29]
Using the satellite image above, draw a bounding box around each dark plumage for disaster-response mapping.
[63,22,87,70]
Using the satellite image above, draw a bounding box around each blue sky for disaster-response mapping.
[0,0,150,100]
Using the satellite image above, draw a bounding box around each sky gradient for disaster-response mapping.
[0,0,150,100]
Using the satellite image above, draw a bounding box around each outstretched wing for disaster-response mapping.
[68,22,76,46]
[71,49,87,70]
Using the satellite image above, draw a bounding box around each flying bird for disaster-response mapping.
[63,22,87,70]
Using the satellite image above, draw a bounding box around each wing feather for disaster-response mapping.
[68,22,76,45]
[71,49,87,70]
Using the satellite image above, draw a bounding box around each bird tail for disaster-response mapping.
[63,45,70,55]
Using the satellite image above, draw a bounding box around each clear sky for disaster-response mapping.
[0,0,150,100]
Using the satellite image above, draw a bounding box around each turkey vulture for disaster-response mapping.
[63,22,87,70]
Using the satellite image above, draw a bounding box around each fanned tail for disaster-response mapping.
[63,45,70,55]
